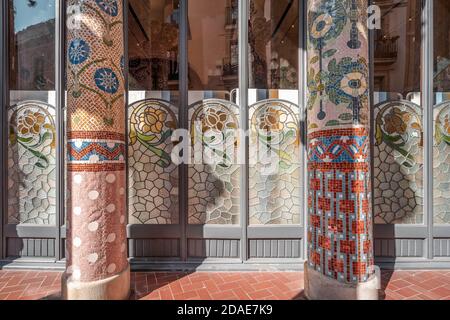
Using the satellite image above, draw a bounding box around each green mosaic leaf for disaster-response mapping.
[17,136,33,144]
[325,120,341,127]
[322,49,337,58]
[137,132,157,142]
[338,113,353,121]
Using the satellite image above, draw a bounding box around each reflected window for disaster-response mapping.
[187,0,240,225]
[9,0,56,92]
[128,0,180,91]
[373,0,424,225]
[248,0,301,225]
[249,0,299,90]
[373,0,422,103]
[7,0,57,225]
[188,0,238,92]
[127,0,180,225]
[433,0,450,225]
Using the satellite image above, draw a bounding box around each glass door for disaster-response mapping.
[246,0,304,261]
[126,0,305,264]
[2,0,65,262]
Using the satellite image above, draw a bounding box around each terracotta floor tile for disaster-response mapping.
[0,269,450,300]
[395,286,421,299]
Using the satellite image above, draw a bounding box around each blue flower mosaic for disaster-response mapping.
[95,0,118,17]
[326,57,369,123]
[326,57,368,103]
[68,39,90,65]
[308,0,347,51]
[94,68,119,94]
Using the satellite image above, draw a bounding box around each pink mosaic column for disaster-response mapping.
[304,0,379,299]
[63,0,130,300]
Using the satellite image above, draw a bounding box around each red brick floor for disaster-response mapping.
[0,269,450,300]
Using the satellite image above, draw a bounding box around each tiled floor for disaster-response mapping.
[0,269,450,300]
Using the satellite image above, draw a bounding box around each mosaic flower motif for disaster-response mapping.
[94,68,119,94]
[444,114,450,135]
[95,0,118,17]
[308,0,347,51]
[68,39,90,65]
[307,67,327,111]
[340,72,368,98]
[434,105,450,146]
[251,102,300,171]
[383,108,412,135]
[375,102,423,168]
[138,108,167,134]
[10,106,56,169]
[200,108,234,133]
[129,102,176,168]
[325,57,369,124]
[191,102,239,168]
[257,106,287,132]
[17,111,46,135]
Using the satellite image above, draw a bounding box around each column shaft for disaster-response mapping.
[63,0,129,300]
[305,0,378,299]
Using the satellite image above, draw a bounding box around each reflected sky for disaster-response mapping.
[12,0,55,33]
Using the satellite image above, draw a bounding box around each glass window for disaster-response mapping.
[188,0,238,93]
[7,0,57,225]
[249,0,299,90]
[128,0,180,225]
[9,0,56,96]
[433,0,450,225]
[187,0,240,225]
[373,0,424,224]
[248,0,301,225]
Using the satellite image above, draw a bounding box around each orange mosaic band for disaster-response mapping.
[68,131,126,141]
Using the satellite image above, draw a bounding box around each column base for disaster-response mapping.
[62,264,130,300]
[304,262,380,300]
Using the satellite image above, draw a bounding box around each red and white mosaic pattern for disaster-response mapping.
[306,0,373,284]
[1,270,450,300]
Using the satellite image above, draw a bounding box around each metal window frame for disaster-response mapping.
[179,0,189,262]
[422,0,434,261]
[0,0,7,260]
[300,0,308,261]
[0,0,66,264]
[55,0,66,262]
[238,0,249,262]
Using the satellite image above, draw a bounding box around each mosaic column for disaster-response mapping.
[304,0,379,300]
[62,0,130,300]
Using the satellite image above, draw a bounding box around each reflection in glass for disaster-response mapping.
[187,0,240,224]
[128,0,180,224]
[373,1,424,224]
[9,0,56,93]
[248,0,300,225]
[373,0,422,103]
[249,0,298,90]
[433,0,450,224]
[128,0,179,92]
[188,0,238,92]
[7,0,57,225]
